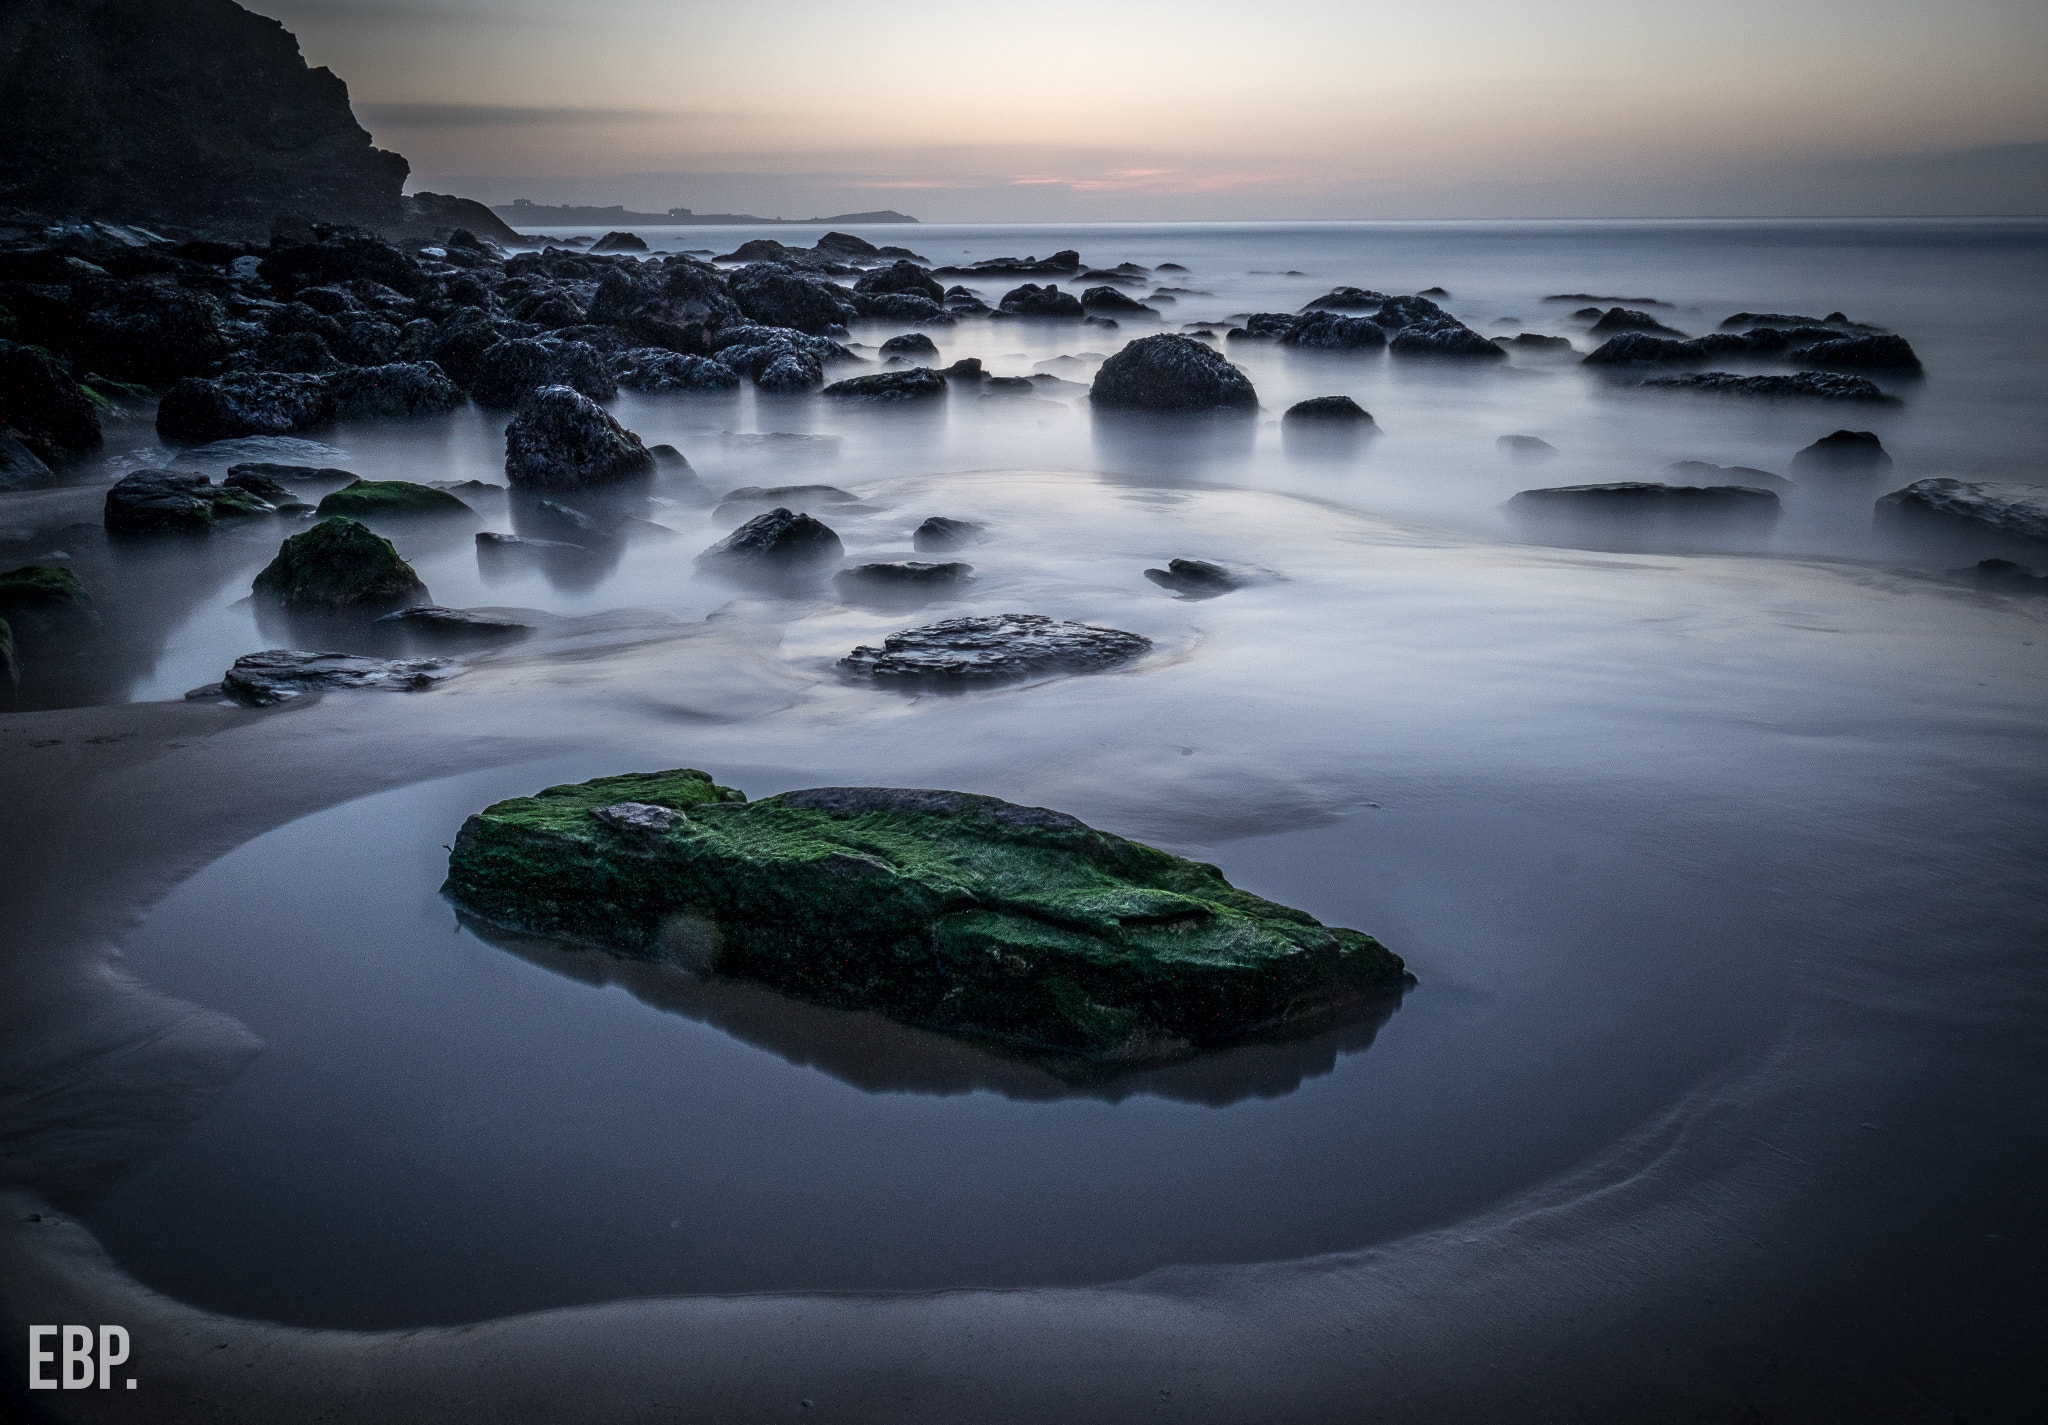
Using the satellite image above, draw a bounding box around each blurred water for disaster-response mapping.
[47,220,2048,1329]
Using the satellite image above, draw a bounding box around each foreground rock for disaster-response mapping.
[104,470,275,533]
[1640,372,1895,401]
[325,362,464,420]
[375,605,533,636]
[194,650,452,706]
[316,479,474,519]
[1792,429,1892,473]
[252,517,430,609]
[835,561,973,593]
[1090,335,1257,413]
[503,385,656,491]
[1143,559,1246,598]
[841,613,1150,684]
[1875,479,2048,543]
[444,771,1407,1071]
[695,508,844,572]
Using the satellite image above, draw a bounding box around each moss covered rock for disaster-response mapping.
[446,772,1406,1072]
[316,478,474,519]
[252,516,429,609]
[0,564,93,632]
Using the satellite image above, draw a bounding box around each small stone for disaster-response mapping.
[696,508,844,571]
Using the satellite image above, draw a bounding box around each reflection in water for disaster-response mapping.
[469,915,1406,1108]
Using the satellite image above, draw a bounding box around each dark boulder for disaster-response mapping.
[315,479,474,519]
[936,358,985,382]
[1721,311,1881,332]
[851,292,952,323]
[1501,333,1575,352]
[999,284,1085,318]
[1302,287,1388,311]
[1641,372,1894,401]
[696,508,844,571]
[815,231,883,259]
[1143,558,1245,598]
[1664,460,1789,490]
[855,260,944,301]
[1081,287,1159,315]
[942,287,993,314]
[1588,308,1687,337]
[207,649,450,705]
[503,385,656,491]
[375,605,533,636]
[840,613,1150,684]
[590,231,649,254]
[222,467,311,508]
[913,516,983,552]
[470,337,616,406]
[1509,482,1781,518]
[1955,559,2048,592]
[1875,479,2048,543]
[1089,334,1258,413]
[241,330,343,374]
[822,368,947,402]
[1280,312,1386,350]
[727,263,857,334]
[613,349,741,392]
[758,351,824,392]
[155,372,334,444]
[879,332,939,360]
[252,516,430,609]
[1792,429,1892,473]
[1227,313,1300,340]
[1389,321,1505,359]
[73,286,233,385]
[326,362,463,420]
[0,340,102,461]
[1787,334,1922,371]
[1284,396,1374,424]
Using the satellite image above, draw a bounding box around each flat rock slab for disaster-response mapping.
[189,649,453,706]
[840,613,1150,684]
[445,771,1407,1073]
[1877,478,2048,542]
[374,605,533,636]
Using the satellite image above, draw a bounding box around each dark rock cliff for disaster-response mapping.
[0,0,411,233]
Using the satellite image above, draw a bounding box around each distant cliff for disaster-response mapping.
[0,0,510,240]
[495,202,920,228]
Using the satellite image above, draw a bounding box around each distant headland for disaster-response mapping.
[494,200,918,227]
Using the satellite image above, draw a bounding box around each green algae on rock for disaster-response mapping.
[315,478,475,520]
[252,516,429,610]
[0,564,93,631]
[446,771,1407,1071]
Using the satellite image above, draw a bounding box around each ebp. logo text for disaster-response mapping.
[27,1325,135,1390]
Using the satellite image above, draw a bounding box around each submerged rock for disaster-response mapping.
[375,605,533,636]
[316,479,474,519]
[252,517,431,609]
[155,372,334,444]
[1664,460,1790,490]
[879,332,940,360]
[503,385,656,491]
[0,564,93,632]
[835,560,973,592]
[1588,307,1687,338]
[1954,558,2048,592]
[1792,429,1893,473]
[201,649,452,706]
[1143,558,1245,598]
[1640,372,1895,401]
[1302,287,1388,311]
[1509,482,1782,518]
[1089,335,1257,413]
[1081,286,1158,315]
[1497,434,1557,458]
[696,508,844,571]
[821,368,947,402]
[445,772,1406,1071]
[104,470,274,533]
[913,516,984,552]
[0,433,54,491]
[1284,395,1375,424]
[841,613,1150,684]
[1875,478,2048,543]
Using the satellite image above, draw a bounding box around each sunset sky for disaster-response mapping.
[263,0,2048,219]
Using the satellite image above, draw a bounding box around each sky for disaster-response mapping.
[259,0,2048,220]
